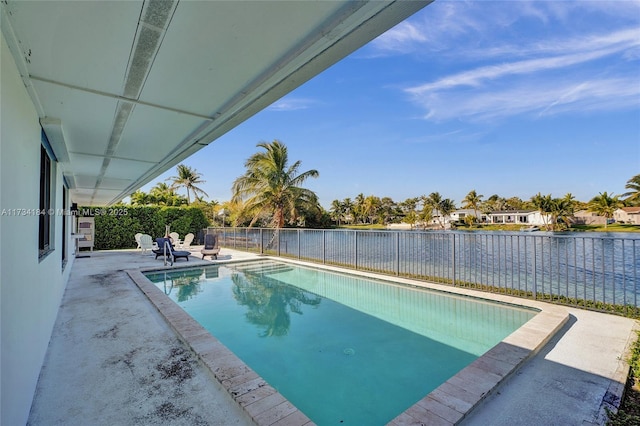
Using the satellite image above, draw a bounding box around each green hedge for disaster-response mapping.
[78,205,210,250]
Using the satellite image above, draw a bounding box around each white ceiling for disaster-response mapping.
[1,0,430,206]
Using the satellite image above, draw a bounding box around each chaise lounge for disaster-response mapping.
[153,237,191,262]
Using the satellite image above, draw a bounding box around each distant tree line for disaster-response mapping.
[128,145,639,231]
[327,177,638,231]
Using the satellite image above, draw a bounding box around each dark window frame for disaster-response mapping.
[62,185,68,268]
[39,132,55,259]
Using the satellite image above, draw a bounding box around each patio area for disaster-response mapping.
[28,248,638,425]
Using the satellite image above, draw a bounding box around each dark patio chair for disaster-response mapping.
[201,234,220,260]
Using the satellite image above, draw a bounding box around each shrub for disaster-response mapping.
[79,205,210,250]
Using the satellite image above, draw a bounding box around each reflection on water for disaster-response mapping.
[161,269,204,302]
[230,271,321,337]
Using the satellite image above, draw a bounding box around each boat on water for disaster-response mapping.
[520,226,540,232]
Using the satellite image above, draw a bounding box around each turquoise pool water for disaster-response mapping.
[145,260,536,425]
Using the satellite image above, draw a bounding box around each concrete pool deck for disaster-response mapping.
[28,249,638,425]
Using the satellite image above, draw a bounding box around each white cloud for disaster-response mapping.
[414,75,640,122]
[268,97,317,111]
[370,21,427,54]
[368,1,640,58]
[364,1,640,122]
[407,35,638,94]
[462,27,640,61]
[401,15,640,121]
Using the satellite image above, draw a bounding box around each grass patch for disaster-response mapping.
[608,331,640,425]
[336,224,388,230]
[570,224,640,233]
[456,223,640,233]
[460,224,525,232]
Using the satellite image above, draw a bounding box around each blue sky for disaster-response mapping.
[143,0,640,209]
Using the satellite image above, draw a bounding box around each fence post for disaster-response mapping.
[452,233,456,286]
[298,229,301,260]
[260,228,264,254]
[395,232,400,276]
[322,230,326,264]
[532,236,537,299]
[354,230,358,270]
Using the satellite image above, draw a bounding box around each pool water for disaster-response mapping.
[145,260,536,425]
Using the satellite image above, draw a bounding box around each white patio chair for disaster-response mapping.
[139,234,154,254]
[180,233,194,249]
[134,232,143,250]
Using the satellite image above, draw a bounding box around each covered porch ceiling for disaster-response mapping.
[1,0,430,206]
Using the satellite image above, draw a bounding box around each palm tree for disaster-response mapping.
[531,193,554,229]
[329,200,344,226]
[588,192,622,228]
[130,190,151,205]
[622,174,640,206]
[149,182,185,206]
[219,199,243,227]
[425,192,443,228]
[439,198,456,228]
[425,192,442,215]
[342,198,354,224]
[363,195,381,224]
[484,194,508,212]
[353,193,366,224]
[462,190,483,222]
[423,192,456,229]
[167,164,208,205]
[505,197,526,210]
[232,140,319,228]
[379,197,398,224]
[548,196,575,231]
[399,197,418,215]
[404,210,418,229]
[418,206,433,229]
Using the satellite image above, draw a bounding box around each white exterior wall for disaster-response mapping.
[484,211,549,226]
[449,210,479,222]
[614,209,640,225]
[527,211,550,226]
[1,34,73,426]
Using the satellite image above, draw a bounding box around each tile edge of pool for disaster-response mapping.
[127,258,570,426]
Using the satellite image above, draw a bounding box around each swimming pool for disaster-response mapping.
[145,260,537,424]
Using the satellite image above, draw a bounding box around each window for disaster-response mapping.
[39,132,56,259]
[62,185,68,268]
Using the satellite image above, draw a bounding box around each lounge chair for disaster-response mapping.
[169,232,180,246]
[153,237,191,261]
[139,234,154,253]
[201,234,220,260]
[180,233,194,249]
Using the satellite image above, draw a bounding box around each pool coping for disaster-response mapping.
[127,257,571,426]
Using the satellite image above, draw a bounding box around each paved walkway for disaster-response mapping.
[28,249,638,425]
[28,248,257,426]
[461,308,637,425]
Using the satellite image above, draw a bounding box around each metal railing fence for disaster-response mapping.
[205,227,640,313]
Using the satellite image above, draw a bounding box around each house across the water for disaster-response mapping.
[614,207,640,225]
[481,210,549,226]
